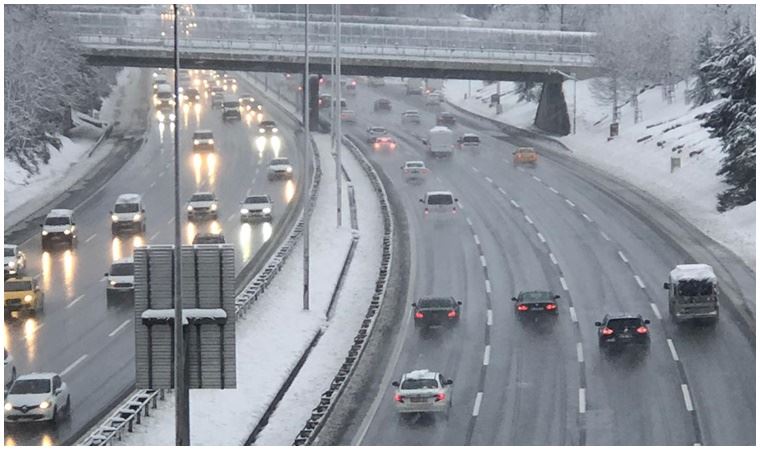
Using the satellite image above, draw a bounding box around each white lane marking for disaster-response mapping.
[484,176,493,184]
[524,215,533,225]
[576,343,584,363]
[472,392,483,417]
[466,217,473,227]
[487,309,493,326]
[579,388,586,413]
[517,167,526,173]
[483,345,491,366]
[168,217,175,224]
[549,253,558,265]
[435,176,443,183]
[471,166,480,173]
[565,199,576,208]
[537,232,546,243]
[582,213,593,222]
[24,323,45,341]
[109,319,132,337]
[498,187,507,195]
[569,306,578,323]
[600,231,611,241]
[149,181,157,189]
[549,187,559,194]
[560,277,569,291]
[65,295,86,309]
[149,231,160,241]
[480,255,487,267]
[667,339,679,361]
[159,170,165,177]
[503,158,510,164]
[84,234,97,243]
[650,303,662,320]
[510,200,520,208]
[618,251,629,263]
[634,275,646,289]
[226,213,236,222]
[485,279,492,294]
[457,201,464,209]
[681,384,694,411]
[531,175,542,182]
[100,276,107,283]
[60,354,89,377]
[473,234,480,246]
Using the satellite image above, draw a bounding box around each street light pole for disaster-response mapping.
[302,4,310,311]
[335,4,342,227]
[172,4,190,446]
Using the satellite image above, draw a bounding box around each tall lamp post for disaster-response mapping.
[335,4,342,227]
[302,4,310,311]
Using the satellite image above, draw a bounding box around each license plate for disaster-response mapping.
[410,170,419,174]
[619,333,631,339]
[410,398,426,403]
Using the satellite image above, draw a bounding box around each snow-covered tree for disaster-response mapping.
[697,24,756,212]
[687,30,716,106]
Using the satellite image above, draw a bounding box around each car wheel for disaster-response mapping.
[11,367,16,385]
[51,406,59,424]
[64,396,71,417]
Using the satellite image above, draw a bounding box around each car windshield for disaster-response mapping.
[462,136,480,143]
[607,318,643,330]
[427,194,453,205]
[401,378,439,390]
[9,379,50,395]
[114,203,139,213]
[407,162,424,169]
[271,158,290,165]
[262,121,276,127]
[191,193,214,202]
[677,279,714,296]
[418,298,454,308]
[5,280,32,291]
[4,248,14,257]
[110,263,134,276]
[194,132,213,140]
[371,128,386,133]
[405,111,419,116]
[245,196,269,204]
[223,102,238,108]
[44,217,70,226]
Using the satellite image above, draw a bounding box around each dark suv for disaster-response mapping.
[373,98,392,112]
[436,112,456,126]
[413,297,462,329]
[595,314,651,351]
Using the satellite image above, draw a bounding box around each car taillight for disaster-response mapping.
[545,303,557,311]
[636,326,648,334]
[390,143,397,149]
[435,393,446,401]
[601,327,614,336]
[424,208,429,214]
[415,311,424,319]
[452,207,457,214]
[394,394,404,403]
[517,304,529,311]
[373,143,379,149]
[448,310,457,318]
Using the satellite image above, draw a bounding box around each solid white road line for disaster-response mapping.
[537,232,546,243]
[618,251,629,263]
[65,295,86,309]
[569,306,578,323]
[681,384,694,411]
[524,215,533,225]
[436,176,443,183]
[483,345,491,366]
[650,303,662,320]
[634,275,646,289]
[582,213,593,222]
[159,170,165,178]
[565,199,576,207]
[487,309,493,326]
[576,343,584,363]
[485,176,493,184]
[466,217,473,227]
[600,231,611,241]
[498,187,507,195]
[667,339,680,361]
[510,200,520,208]
[549,253,558,265]
[473,234,480,246]
[549,187,559,194]
[100,276,107,282]
[457,201,464,209]
[61,354,88,377]
[532,175,542,182]
[485,279,492,294]
[480,255,487,267]
[84,234,97,243]
[472,392,483,417]
[560,277,569,291]
[149,231,160,241]
[579,388,586,413]
[109,319,132,337]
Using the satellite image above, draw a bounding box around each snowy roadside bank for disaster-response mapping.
[444,79,755,270]
[4,67,149,232]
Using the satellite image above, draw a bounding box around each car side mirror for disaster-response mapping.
[39,224,43,228]
[391,381,399,387]
[418,199,424,203]
[457,301,462,306]
[445,379,453,385]
[663,282,670,289]
[594,321,602,326]
[511,297,517,302]
[54,388,62,395]
[455,198,459,202]
[644,319,651,324]
[554,295,561,299]
[104,272,109,277]
[411,303,416,308]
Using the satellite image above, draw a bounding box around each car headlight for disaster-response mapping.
[193,139,200,145]
[110,280,117,286]
[210,204,217,211]
[64,229,71,235]
[272,128,278,133]
[133,213,142,222]
[42,230,48,236]
[39,401,50,410]
[257,105,263,111]
[7,261,15,269]
[259,128,265,133]
[111,214,119,222]
[286,167,293,173]
[24,294,33,303]
[208,139,214,145]
[240,208,249,214]
[187,205,193,211]
[262,207,271,214]
[4,403,12,411]
[169,113,176,122]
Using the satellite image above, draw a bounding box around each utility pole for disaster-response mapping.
[302,4,310,311]
[335,4,342,227]
[172,4,190,445]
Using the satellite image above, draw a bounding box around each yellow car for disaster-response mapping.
[513,147,538,166]
[4,277,44,315]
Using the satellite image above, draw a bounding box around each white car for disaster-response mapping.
[426,91,443,105]
[105,257,135,301]
[192,129,215,153]
[41,209,77,251]
[391,369,453,417]
[366,126,388,143]
[5,373,71,424]
[340,109,357,124]
[420,191,458,217]
[4,350,16,388]
[186,192,219,221]
[457,133,481,151]
[267,158,293,181]
[4,245,26,279]
[111,193,146,235]
[240,195,273,222]
[401,161,429,183]
[401,110,421,125]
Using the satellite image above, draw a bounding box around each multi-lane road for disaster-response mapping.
[4,71,310,445]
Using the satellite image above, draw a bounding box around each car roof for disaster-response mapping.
[5,244,17,250]
[15,372,57,381]
[193,129,213,135]
[191,191,214,197]
[403,369,438,380]
[244,195,271,202]
[111,257,134,265]
[6,276,33,282]
[403,110,420,114]
[418,296,455,304]
[115,193,141,204]
[462,133,479,138]
[376,98,390,102]
[518,290,555,299]
[426,191,454,197]
[369,126,386,130]
[262,120,276,125]
[517,147,535,152]
[48,209,73,217]
[670,264,716,282]
[429,126,452,133]
[439,111,454,116]
[405,160,425,166]
[271,157,290,163]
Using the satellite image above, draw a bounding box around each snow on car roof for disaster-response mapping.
[48,209,73,217]
[670,264,716,282]
[116,193,141,204]
[112,256,134,265]
[429,126,453,133]
[5,244,16,250]
[405,369,438,380]
[426,191,453,197]
[193,129,213,135]
[16,372,57,381]
[462,133,479,138]
[405,160,425,166]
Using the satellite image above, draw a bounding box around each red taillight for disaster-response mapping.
[390,143,397,149]
[415,311,424,319]
[636,326,648,334]
[394,393,404,403]
[424,208,429,214]
[545,303,557,311]
[435,392,446,401]
[447,310,457,318]
[517,304,529,311]
[601,327,614,336]
[351,80,357,86]
[452,208,457,214]
[373,143,380,150]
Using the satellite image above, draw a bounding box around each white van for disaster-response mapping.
[423,126,454,158]
[458,133,481,151]
[420,191,458,217]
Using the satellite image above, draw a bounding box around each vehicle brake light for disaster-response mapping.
[452,208,457,214]
[636,326,648,334]
[545,303,557,311]
[435,393,446,401]
[394,393,404,403]
[415,311,424,319]
[390,143,396,149]
[447,310,457,318]
[517,304,529,311]
[424,208,429,214]
[373,143,380,150]
[601,327,614,336]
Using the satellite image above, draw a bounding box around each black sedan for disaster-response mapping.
[595,314,651,351]
[413,296,462,329]
[436,111,456,126]
[259,120,278,134]
[511,290,560,317]
[192,233,226,245]
[373,98,392,112]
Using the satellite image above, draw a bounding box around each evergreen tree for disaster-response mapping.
[687,30,716,106]
[697,24,756,212]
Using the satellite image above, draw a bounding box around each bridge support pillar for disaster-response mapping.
[534,79,570,136]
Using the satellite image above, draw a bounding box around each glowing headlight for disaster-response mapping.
[39,401,51,410]
[240,208,249,214]
[23,294,33,303]
[193,139,200,145]
[257,105,263,111]
[272,128,278,133]
[286,167,293,173]
[259,128,265,133]
[210,204,217,211]
[169,113,176,122]
[4,403,12,411]
[187,205,193,211]
[63,229,71,235]
[133,213,142,222]
[110,280,117,286]
[111,214,119,222]
[208,139,214,145]
[262,207,271,214]
[42,230,48,236]
[7,261,15,269]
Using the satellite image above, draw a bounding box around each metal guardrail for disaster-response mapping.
[293,135,394,445]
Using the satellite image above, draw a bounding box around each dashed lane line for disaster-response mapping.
[681,384,694,411]
[549,187,559,194]
[576,343,584,363]
[471,166,480,173]
[483,345,491,366]
[650,302,662,320]
[579,388,586,414]
[634,275,646,289]
[473,234,480,246]
[549,253,558,265]
[510,200,520,209]
[60,354,88,377]
[65,295,86,309]
[472,392,483,417]
[497,187,507,195]
[480,255,487,267]
[84,234,97,244]
[531,175,542,182]
[227,213,236,222]
[109,319,131,337]
[485,279,492,294]
[560,277,569,291]
[484,176,493,184]
[537,232,546,243]
[466,217,473,227]
[582,213,593,222]
[487,309,493,326]
[149,231,160,241]
[569,306,578,323]
[600,231,611,241]
[565,199,576,208]
[524,215,533,225]
[618,251,629,263]
[667,339,680,361]
[149,181,156,189]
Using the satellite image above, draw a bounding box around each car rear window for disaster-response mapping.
[44,217,70,226]
[5,280,32,291]
[191,193,214,202]
[9,379,50,395]
[245,196,269,204]
[262,121,276,127]
[519,292,552,302]
[418,297,454,308]
[607,318,643,330]
[271,158,290,165]
[194,132,213,140]
[427,194,454,205]
[115,203,139,213]
[223,102,238,108]
[371,127,386,133]
[111,263,134,276]
[406,162,424,169]
[5,248,14,257]
[401,378,439,390]
[462,135,480,143]
[676,279,714,296]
